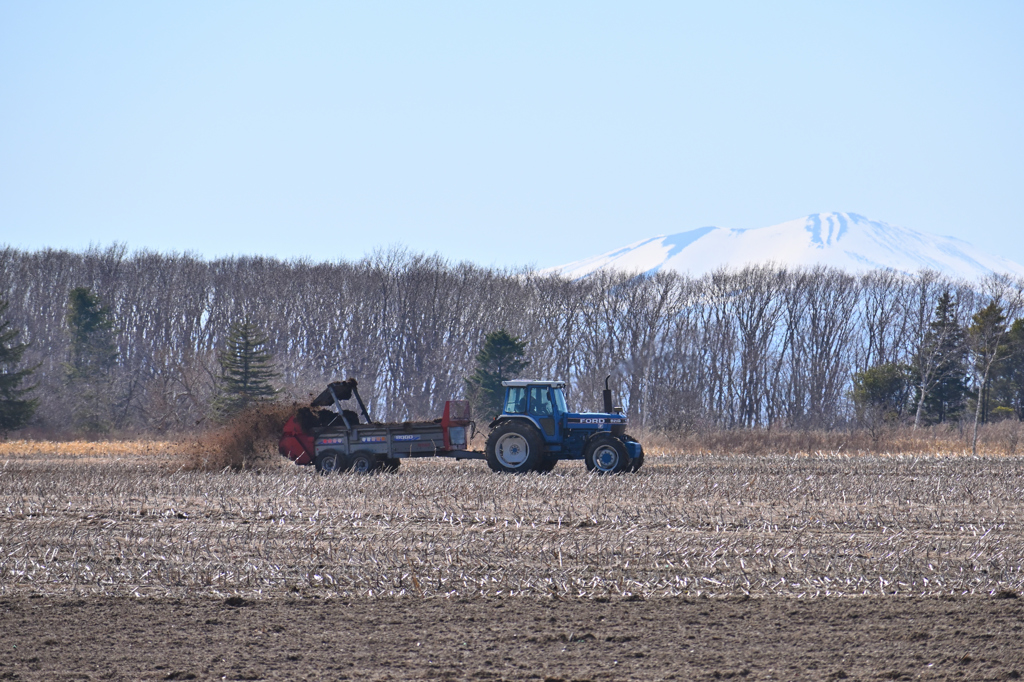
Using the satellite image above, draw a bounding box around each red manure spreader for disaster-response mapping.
[279,379,475,473]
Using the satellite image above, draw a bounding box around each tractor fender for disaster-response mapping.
[487,415,545,437]
[593,432,644,461]
[622,434,644,460]
[583,430,625,449]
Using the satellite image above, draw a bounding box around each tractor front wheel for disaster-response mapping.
[624,435,645,472]
[584,435,629,474]
[485,421,545,473]
[629,451,645,472]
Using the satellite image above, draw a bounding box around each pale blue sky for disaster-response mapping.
[1,2,1022,269]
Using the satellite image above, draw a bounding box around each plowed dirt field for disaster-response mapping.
[3,449,1024,679]
[3,594,1024,680]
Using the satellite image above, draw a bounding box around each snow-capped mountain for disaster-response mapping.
[549,213,1024,280]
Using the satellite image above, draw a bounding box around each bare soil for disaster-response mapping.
[5,449,1024,679]
[2,593,1024,681]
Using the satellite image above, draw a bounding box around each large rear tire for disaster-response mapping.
[314,449,348,475]
[536,458,558,473]
[485,421,545,473]
[584,435,629,474]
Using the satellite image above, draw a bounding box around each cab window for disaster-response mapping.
[552,388,567,414]
[528,386,553,416]
[504,387,527,414]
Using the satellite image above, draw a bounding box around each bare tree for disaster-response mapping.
[3,243,1021,437]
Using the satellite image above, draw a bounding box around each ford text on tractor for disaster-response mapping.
[279,377,644,474]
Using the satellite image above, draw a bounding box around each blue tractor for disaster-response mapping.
[485,377,644,474]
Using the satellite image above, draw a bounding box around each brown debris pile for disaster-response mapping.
[185,402,296,471]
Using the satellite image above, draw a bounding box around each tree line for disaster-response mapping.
[1,244,1023,439]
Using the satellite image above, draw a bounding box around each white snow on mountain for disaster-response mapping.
[548,213,1024,280]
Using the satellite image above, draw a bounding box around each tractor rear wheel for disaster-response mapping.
[485,421,545,473]
[584,435,629,474]
[314,449,348,475]
[349,450,381,474]
[536,457,558,473]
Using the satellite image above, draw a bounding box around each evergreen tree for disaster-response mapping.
[991,318,1024,420]
[851,362,913,425]
[967,299,1013,455]
[213,321,279,418]
[912,291,968,425]
[968,300,1008,425]
[465,329,530,418]
[65,287,117,434]
[0,300,38,435]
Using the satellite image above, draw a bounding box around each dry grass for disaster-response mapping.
[641,420,1024,457]
[7,419,1021,471]
[2,452,1024,600]
[0,402,296,471]
[0,439,184,466]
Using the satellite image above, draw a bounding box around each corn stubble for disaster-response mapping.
[2,455,1023,600]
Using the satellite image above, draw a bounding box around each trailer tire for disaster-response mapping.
[315,449,348,475]
[485,421,545,473]
[584,435,628,474]
[349,450,381,474]
[380,458,401,472]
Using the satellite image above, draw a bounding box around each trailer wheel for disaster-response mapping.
[315,449,348,475]
[485,421,545,473]
[380,458,401,472]
[349,450,381,474]
[584,435,628,474]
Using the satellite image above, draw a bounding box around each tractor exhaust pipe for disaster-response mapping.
[603,375,614,414]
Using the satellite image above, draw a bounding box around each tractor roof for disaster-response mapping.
[501,379,566,388]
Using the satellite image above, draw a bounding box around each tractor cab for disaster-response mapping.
[499,380,568,440]
[497,379,629,441]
